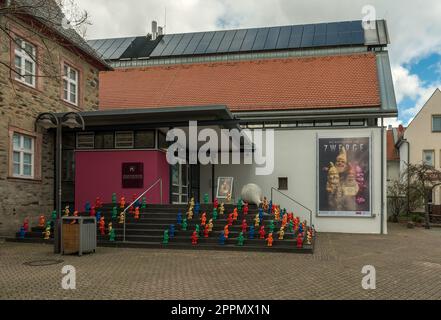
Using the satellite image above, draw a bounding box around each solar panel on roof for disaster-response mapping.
[216,30,236,53]
[171,33,193,55]
[229,29,247,52]
[338,32,352,45]
[326,32,339,46]
[205,31,226,54]
[161,34,184,56]
[351,31,365,44]
[276,26,292,49]
[150,34,174,56]
[312,23,327,47]
[183,32,204,55]
[103,38,126,59]
[195,32,215,54]
[264,27,280,50]
[288,25,303,48]
[252,28,269,51]
[240,28,258,51]
[109,37,136,60]
[97,39,118,57]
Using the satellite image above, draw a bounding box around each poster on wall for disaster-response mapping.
[122,163,144,189]
[317,137,371,217]
[216,177,234,199]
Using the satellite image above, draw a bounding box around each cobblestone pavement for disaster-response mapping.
[1,224,440,300]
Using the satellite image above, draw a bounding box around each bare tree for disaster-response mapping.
[0,0,91,81]
[403,163,441,229]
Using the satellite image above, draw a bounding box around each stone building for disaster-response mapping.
[0,0,110,236]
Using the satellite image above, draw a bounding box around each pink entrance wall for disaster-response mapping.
[75,150,170,210]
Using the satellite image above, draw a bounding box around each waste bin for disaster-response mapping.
[61,217,96,256]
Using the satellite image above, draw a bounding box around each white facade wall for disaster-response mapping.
[200,127,387,234]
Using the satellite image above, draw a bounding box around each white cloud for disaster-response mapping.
[383,117,403,128]
[391,65,421,104]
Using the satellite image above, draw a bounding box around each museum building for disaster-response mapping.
[61,20,396,234]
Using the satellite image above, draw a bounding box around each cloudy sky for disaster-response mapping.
[76,0,441,127]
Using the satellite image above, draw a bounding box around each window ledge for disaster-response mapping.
[7,176,42,184]
[10,78,41,93]
[60,98,82,111]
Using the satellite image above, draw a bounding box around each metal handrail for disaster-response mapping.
[271,188,313,227]
[123,178,163,242]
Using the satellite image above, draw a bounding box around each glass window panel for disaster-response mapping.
[13,151,20,163]
[23,153,32,165]
[24,75,33,85]
[115,132,133,148]
[23,164,32,176]
[15,55,22,68]
[70,69,77,81]
[135,131,155,149]
[64,65,69,76]
[25,60,33,74]
[13,134,20,149]
[23,136,32,150]
[77,133,95,149]
[423,150,435,167]
[14,164,20,175]
[433,116,441,132]
[70,92,76,104]
[95,132,114,149]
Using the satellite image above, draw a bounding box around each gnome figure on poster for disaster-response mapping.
[342,165,360,211]
[326,162,344,211]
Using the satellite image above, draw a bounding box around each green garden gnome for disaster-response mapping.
[195,224,200,236]
[141,197,147,209]
[112,207,118,219]
[288,221,294,233]
[204,193,209,204]
[269,220,275,233]
[109,229,116,242]
[237,198,243,213]
[182,219,188,231]
[51,210,57,222]
[163,230,169,245]
[112,193,117,206]
[237,232,245,246]
[212,208,218,221]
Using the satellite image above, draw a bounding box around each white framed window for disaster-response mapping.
[115,131,134,149]
[12,133,35,178]
[423,150,435,167]
[63,64,79,106]
[14,38,36,87]
[76,132,95,149]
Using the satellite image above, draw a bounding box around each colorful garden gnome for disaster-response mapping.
[227,214,234,227]
[141,197,147,209]
[219,203,225,216]
[267,233,274,247]
[274,206,280,221]
[212,208,218,221]
[163,230,169,245]
[182,219,188,231]
[288,221,294,233]
[195,225,200,237]
[243,203,249,216]
[224,225,230,239]
[278,227,285,240]
[298,223,304,234]
[109,229,116,242]
[120,196,126,209]
[112,193,117,206]
[51,210,57,222]
[191,231,198,245]
[194,203,200,217]
[85,201,91,213]
[269,220,275,234]
[38,215,46,228]
[90,206,96,217]
[134,207,140,220]
[208,219,214,232]
[254,214,260,228]
[95,197,102,209]
[177,211,183,225]
[262,197,269,212]
[23,218,29,233]
[118,212,125,224]
[233,208,239,221]
[108,222,113,235]
[190,197,195,208]
[201,213,207,227]
[203,193,210,205]
[112,207,118,219]
[249,226,255,239]
[43,226,51,240]
[129,204,134,215]
[19,226,26,239]
[226,193,232,203]
[282,214,288,229]
[259,208,264,223]
[204,225,210,238]
[214,198,219,209]
[187,207,194,221]
[237,232,245,246]
[268,201,273,215]
[219,232,226,245]
[259,226,266,239]
[297,233,304,249]
[99,217,106,235]
[169,225,175,239]
[241,219,248,233]
[71,211,79,225]
[237,198,243,213]
[64,206,70,217]
[96,211,101,222]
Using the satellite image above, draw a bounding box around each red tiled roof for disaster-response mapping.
[99,53,381,112]
[387,130,400,161]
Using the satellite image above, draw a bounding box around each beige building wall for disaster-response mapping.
[404,88,441,204]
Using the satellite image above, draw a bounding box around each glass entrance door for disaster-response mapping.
[171,164,188,204]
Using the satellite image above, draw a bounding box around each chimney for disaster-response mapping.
[158,26,164,36]
[151,20,158,40]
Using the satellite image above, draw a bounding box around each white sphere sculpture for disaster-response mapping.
[241,184,263,206]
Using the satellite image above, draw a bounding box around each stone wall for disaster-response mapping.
[0,16,101,237]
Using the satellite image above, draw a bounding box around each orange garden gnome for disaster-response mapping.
[38,215,46,228]
[266,233,274,247]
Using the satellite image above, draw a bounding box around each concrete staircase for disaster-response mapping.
[12,203,315,254]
